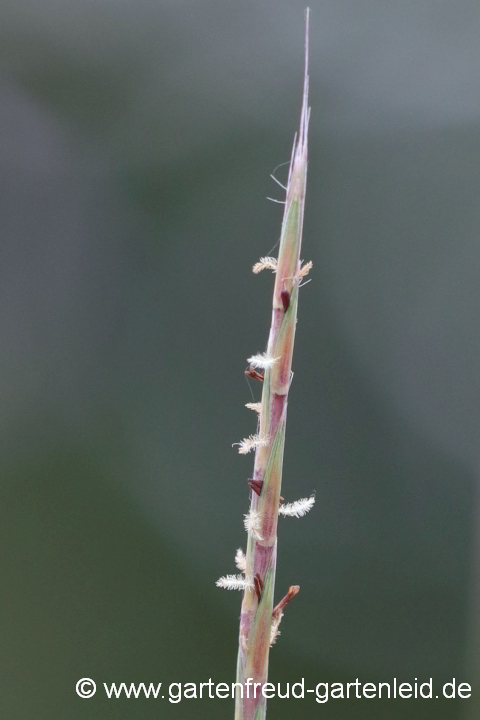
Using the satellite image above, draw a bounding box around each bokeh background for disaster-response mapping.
[1,0,480,718]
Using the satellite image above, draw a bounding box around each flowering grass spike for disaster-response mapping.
[216,10,313,719]
[278,495,315,518]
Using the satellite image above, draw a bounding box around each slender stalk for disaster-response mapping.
[234,11,311,720]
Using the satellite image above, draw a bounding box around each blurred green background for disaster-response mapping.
[1,0,480,717]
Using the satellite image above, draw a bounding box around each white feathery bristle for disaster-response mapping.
[299,260,313,278]
[216,574,253,591]
[247,353,279,370]
[244,509,263,540]
[270,612,283,646]
[279,495,315,518]
[245,402,262,414]
[233,434,268,455]
[235,547,246,572]
[253,257,278,274]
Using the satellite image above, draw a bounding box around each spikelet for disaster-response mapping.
[235,548,247,572]
[269,585,300,645]
[233,434,268,455]
[279,495,315,518]
[253,257,278,274]
[245,402,262,414]
[244,509,263,540]
[247,353,279,370]
[216,574,253,591]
